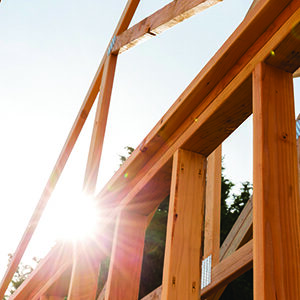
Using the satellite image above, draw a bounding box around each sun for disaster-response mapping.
[59,195,99,241]
[47,192,100,242]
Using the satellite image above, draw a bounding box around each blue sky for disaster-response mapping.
[0,0,299,279]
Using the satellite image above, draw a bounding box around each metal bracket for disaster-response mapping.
[201,255,212,289]
[107,35,116,56]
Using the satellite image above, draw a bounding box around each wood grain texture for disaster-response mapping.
[105,210,147,300]
[161,149,206,300]
[141,194,254,300]
[204,146,222,266]
[219,197,253,260]
[253,62,300,299]
[83,54,117,194]
[112,0,220,54]
[265,22,300,73]
[97,0,300,215]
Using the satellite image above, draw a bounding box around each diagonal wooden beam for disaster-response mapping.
[9,243,72,300]
[0,0,142,298]
[83,54,118,194]
[204,197,253,300]
[96,0,296,215]
[201,240,253,298]
[219,197,253,260]
[31,262,71,300]
[140,195,253,300]
[112,0,221,54]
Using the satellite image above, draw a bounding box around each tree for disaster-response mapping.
[98,147,253,299]
[3,255,39,300]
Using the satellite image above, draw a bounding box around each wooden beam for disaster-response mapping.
[161,149,206,299]
[31,262,71,300]
[201,240,253,298]
[204,146,222,266]
[253,62,300,299]
[293,66,300,77]
[219,197,253,260]
[297,115,300,192]
[40,297,65,300]
[205,197,253,300]
[68,1,141,298]
[112,0,220,54]
[11,1,300,298]
[67,240,105,300]
[0,1,141,298]
[141,194,253,300]
[97,0,299,215]
[10,243,72,300]
[104,210,147,300]
[83,54,118,194]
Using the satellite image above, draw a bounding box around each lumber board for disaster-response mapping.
[11,1,300,297]
[204,146,222,266]
[31,264,71,300]
[265,22,300,72]
[253,62,300,299]
[112,0,220,54]
[0,1,141,298]
[297,115,300,192]
[205,197,253,300]
[219,197,253,260]
[96,0,300,215]
[201,240,253,298]
[40,297,65,300]
[141,194,253,300]
[161,149,206,300]
[104,210,147,300]
[67,241,105,300]
[83,54,118,194]
[10,243,72,300]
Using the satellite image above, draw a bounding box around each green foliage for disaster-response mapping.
[119,146,134,166]
[3,255,40,300]
[219,173,253,300]
[139,197,169,299]
[99,148,253,299]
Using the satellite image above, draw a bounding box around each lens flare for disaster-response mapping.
[57,194,99,241]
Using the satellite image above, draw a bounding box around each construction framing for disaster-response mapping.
[1,0,300,299]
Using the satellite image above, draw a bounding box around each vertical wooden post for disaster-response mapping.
[204,145,222,266]
[253,62,300,299]
[161,149,206,300]
[296,115,300,192]
[104,210,147,300]
[68,240,104,300]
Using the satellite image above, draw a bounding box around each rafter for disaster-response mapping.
[112,0,221,54]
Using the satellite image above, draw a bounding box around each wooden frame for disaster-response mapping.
[161,149,206,299]
[253,62,300,299]
[2,0,300,299]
